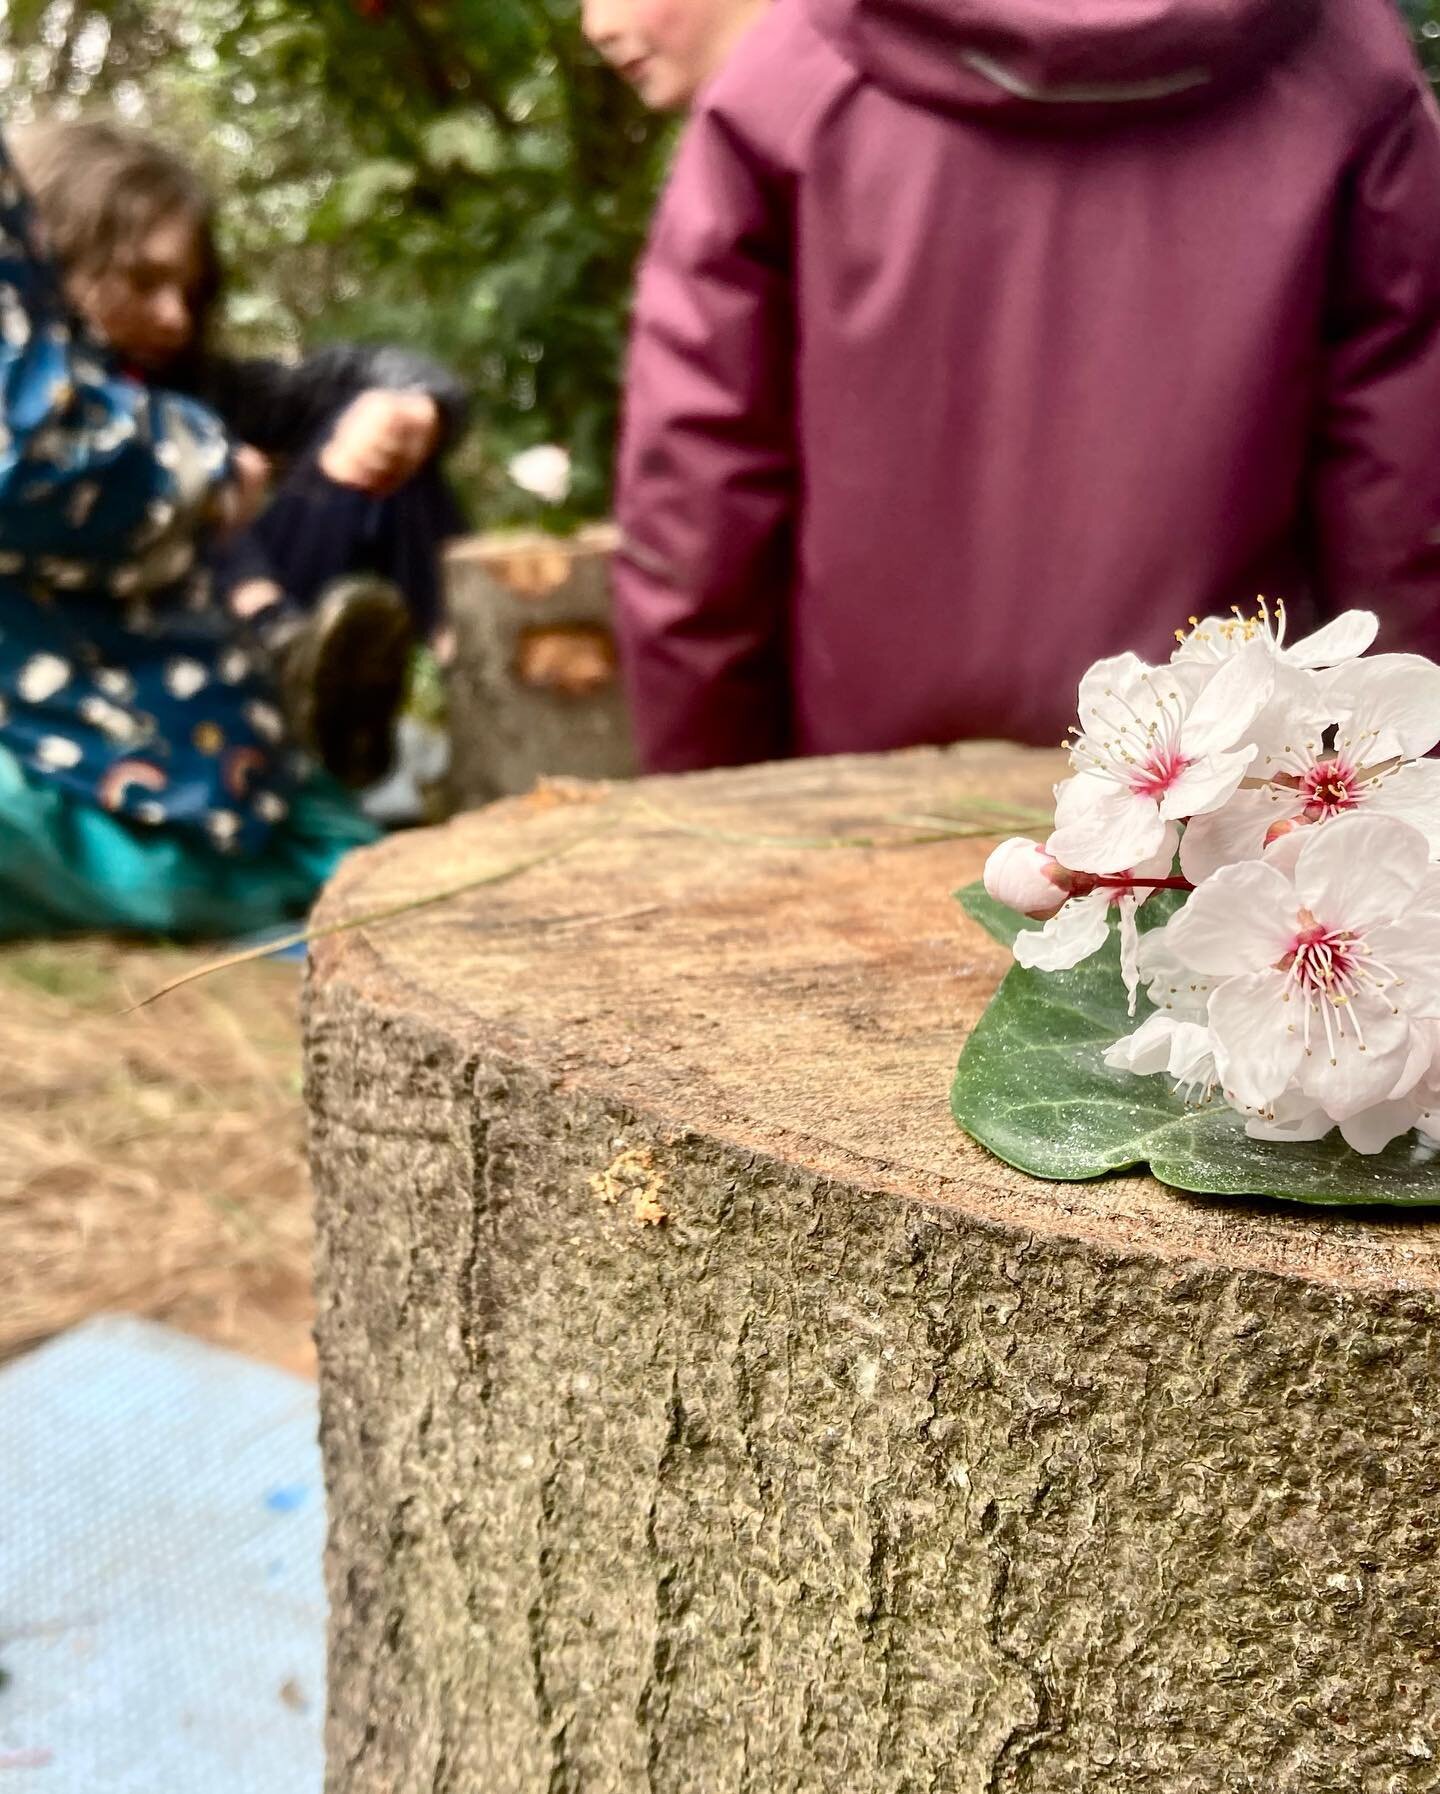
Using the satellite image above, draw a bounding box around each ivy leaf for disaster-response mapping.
[950,881,1440,1207]
[955,883,1041,950]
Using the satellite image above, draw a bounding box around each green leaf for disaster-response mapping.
[329,160,417,229]
[950,882,1440,1207]
[3,0,54,43]
[956,882,1041,951]
[421,112,504,175]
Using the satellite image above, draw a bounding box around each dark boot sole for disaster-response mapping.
[283,579,414,789]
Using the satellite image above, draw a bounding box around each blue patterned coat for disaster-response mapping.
[0,132,299,856]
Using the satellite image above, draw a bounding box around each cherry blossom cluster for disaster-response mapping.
[983,604,1440,1155]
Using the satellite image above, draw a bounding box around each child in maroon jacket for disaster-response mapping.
[609,0,1440,774]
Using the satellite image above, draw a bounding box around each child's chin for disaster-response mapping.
[636,67,690,110]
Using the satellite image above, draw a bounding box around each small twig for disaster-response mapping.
[125,825,611,1013]
[884,807,1051,836]
[630,794,955,852]
[544,903,660,935]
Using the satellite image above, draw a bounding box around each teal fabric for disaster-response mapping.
[0,743,378,941]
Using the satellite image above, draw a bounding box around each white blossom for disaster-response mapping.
[1104,1012,1217,1105]
[1159,815,1440,1125]
[206,810,242,850]
[0,282,30,349]
[1180,652,1440,882]
[17,653,71,704]
[164,657,209,702]
[34,735,82,770]
[244,700,284,744]
[1171,600,1377,672]
[1046,644,1272,875]
[993,608,1440,1160]
[95,667,136,703]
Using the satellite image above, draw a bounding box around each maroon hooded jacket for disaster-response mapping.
[614,0,1440,769]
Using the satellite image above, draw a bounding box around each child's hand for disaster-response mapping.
[319,390,442,497]
[209,443,272,537]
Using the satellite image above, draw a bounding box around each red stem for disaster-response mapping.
[1091,875,1194,891]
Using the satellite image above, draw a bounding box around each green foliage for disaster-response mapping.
[2,0,673,527]
[1402,0,1440,86]
[950,882,1440,1207]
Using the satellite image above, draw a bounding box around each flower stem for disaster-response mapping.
[1092,874,1194,891]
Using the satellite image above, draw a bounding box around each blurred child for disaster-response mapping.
[612,0,1440,771]
[583,0,768,109]
[0,128,378,940]
[12,117,471,792]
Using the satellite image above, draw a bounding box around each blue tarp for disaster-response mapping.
[0,1316,324,1793]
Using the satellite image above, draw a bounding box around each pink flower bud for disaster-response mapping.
[1260,812,1314,875]
[1264,814,1306,847]
[983,837,1069,919]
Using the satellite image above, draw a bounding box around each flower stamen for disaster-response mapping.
[1277,916,1397,1064]
[1069,674,1193,802]
[1174,596,1286,662]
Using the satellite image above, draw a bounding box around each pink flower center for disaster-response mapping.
[1126,743,1190,801]
[1297,756,1360,822]
[1281,917,1362,997]
[1067,671,1194,803]
[1273,905,1402,1063]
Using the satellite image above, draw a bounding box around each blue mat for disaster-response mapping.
[0,1317,324,1792]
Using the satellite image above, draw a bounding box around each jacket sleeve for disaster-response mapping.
[200,343,471,457]
[0,136,232,567]
[1310,80,1440,656]
[613,107,796,773]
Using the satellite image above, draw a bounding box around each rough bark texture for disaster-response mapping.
[305,746,1440,1794]
[443,526,635,806]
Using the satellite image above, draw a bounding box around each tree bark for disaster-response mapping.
[443,526,635,806]
[304,745,1440,1794]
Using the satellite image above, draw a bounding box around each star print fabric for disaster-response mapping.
[0,130,298,856]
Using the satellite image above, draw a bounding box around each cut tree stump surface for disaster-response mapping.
[306,745,1440,1794]
[311,744,1440,1288]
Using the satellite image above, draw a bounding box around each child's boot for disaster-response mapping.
[263,575,414,789]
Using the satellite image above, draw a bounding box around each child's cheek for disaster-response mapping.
[636,53,693,110]
[633,0,706,64]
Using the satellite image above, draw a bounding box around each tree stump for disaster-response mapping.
[443,526,635,807]
[304,745,1440,1794]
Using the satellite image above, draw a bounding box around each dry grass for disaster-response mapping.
[0,940,315,1377]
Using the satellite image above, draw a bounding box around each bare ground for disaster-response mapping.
[0,940,315,1377]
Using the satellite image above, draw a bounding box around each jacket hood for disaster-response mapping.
[803,0,1320,123]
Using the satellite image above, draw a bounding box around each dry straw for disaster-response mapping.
[0,941,314,1374]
